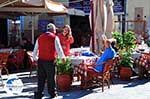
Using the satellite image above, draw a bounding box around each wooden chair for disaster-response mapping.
[27,51,37,77]
[0,52,10,85]
[8,49,25,71]
[80,56,119,92]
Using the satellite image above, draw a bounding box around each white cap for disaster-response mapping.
[47,23,55,30]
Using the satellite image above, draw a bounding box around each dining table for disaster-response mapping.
[69,54,98,87]
[0,48,19,53]
[132,44,150,78]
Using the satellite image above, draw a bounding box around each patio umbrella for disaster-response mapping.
[22,0,67,43]
[90,0,107,54]
[105,0,114,39]
[23,0,67,13]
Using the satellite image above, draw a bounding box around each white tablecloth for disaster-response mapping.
[132,44,150,60]
[70,47,90,54]
[132,52,141,60]
[70,56,98,66]
[0,48,19,53]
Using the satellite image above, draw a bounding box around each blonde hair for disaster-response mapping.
[63,25,72,35]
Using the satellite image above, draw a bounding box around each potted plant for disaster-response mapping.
[112,31,136,80]
[55,57,73,91]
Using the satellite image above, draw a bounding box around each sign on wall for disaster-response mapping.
[54,16,65,28]
[83,0,90,15]
[69,0,90,15]
[38,20,53,32]
[113,0,125,14]
[69,0,125,15]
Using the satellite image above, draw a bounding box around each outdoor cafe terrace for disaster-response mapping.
[0,43,150,98]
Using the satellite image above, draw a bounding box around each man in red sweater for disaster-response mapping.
[33,23,65,99]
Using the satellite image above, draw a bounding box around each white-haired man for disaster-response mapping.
[33,23,65,99]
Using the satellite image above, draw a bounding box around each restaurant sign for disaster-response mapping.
[113,0,125,14]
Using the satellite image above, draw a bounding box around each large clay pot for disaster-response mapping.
[56,74,72,91]
[120,67,132,80]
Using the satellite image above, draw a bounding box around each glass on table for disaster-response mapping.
[74,52,81,56]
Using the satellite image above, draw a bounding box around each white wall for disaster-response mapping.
[127,0,150,20]
[127,0,150,37]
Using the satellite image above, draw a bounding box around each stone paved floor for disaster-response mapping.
[0,72,150,99]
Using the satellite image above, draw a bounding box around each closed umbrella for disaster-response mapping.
[105,0,114,39]
[90,0,107,54]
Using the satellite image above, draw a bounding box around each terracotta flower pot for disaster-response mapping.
[120,67,132,80]
[56,74,72,91]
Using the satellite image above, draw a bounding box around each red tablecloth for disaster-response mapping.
[138,53,150,70]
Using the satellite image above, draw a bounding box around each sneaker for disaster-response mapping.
[34,92,44,99]
[51,95,63,99]
[51,93,57,98]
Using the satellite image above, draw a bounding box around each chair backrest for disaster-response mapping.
[103,56,120,73]
[27,51,37,66]
[103,59,114,73]
[0,52,10,66]
[13,49,25,65]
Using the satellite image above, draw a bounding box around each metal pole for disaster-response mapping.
[122,0,127,34]
[31,14,34,44]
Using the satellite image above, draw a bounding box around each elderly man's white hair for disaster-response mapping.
[47,23,56,32]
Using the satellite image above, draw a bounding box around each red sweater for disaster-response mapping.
[57,33,74,56]
[38,33,56,61]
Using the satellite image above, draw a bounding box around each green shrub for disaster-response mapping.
[112,31,136,68]
[56,57,73,75]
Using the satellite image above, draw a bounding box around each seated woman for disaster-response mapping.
[89,37,117,73]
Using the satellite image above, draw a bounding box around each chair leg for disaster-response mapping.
[29,65,33,77]
[29,65,38,77]
[14,64,19,72]
[110,72,114,84]
[0,69,4,86]
[80,75,88,89]
[3,67,9,75]
[102,80,104,92]
[110,78,113,84]
[107,79,110,89]
[77,74,80,81]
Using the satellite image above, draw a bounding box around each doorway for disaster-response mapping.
[134,7,145,37]
[134,7,143,20]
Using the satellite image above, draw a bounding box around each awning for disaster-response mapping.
[0,0,68,44]
[68,8,85,16]
[0,0,67,15]
[45,0,67,13]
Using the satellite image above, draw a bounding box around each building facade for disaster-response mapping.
[127,0,150,32]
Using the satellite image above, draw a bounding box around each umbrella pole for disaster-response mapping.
[91,0,95,53]
[31,14,34,44]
